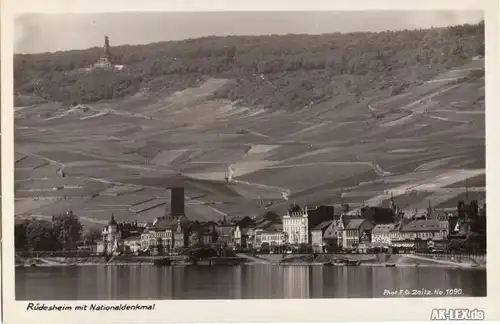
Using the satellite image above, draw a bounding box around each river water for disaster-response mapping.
[16,265,486,300]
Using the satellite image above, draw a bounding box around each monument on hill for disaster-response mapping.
[93,35,114,69]
[104,35,111,58]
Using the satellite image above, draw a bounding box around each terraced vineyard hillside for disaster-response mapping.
[14,23,485,228]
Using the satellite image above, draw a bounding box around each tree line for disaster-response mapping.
[15,211,102,251]
[14,22,484,110]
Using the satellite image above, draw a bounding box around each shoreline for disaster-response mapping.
[16,252,486,270]
[16,260,486,270]
[278,263,486,270]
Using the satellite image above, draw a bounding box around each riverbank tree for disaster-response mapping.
[83,227,103,245]
[52,211,83,250]
[25,219,60,251]
[15,212,84,251]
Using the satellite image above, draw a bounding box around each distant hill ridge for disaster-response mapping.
[14,22,484,110]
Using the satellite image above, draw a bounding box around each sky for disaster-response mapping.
[14,11,484,54]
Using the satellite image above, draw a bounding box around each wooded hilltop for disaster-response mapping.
[14,21,484,110]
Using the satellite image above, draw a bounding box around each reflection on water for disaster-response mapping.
[16,265,486,300]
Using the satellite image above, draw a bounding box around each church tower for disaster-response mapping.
[389,192,398,215]
[170,187,185,218]
[108,213,118,233]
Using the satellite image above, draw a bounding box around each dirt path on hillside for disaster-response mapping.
[223,159,392,202]
[363,169,484,207]
[227,164,290,200]
[263,161,391,177]
[379,84,462,127]
[426,115,470,124]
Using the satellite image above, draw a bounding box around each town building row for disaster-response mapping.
[96,187,486,255]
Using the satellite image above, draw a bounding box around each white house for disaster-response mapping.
[140,231,151,250]
[282,205,309,244]
[234,225,252,248]
[311,221,333,253]
[254,230,286,248]
[391,219,447,250]
[99,214,122,254]
[342,218,375,249]
[123,234,142,253]
[371,224,398,245]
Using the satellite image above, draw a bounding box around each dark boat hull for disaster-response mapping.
[345,260,361,266]
[153,258,172,267]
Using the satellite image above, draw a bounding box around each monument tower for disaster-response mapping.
[93,35,113,69]
[104,35,111,59]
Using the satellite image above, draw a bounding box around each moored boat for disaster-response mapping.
[345,260,361,266]
[153,258,172,267]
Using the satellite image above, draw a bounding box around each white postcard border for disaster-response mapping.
[2,0,499,323]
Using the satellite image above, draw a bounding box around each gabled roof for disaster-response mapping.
[427,210,448,220]
[372,223,398,234]
[152,216,189,231]
[190,221,216,234]
[345,219,365,230]
[259,223,283,234]
[235,216,256,228]
[312,220,333,231]
[401,219,440,232]
[217,221,236,227]
[151,219,178,231]
[254,219,277,230]
[253,217,269,226]
[339,214,360,228]
[323,221,341,239]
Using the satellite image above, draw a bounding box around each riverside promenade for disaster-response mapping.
[15,252,486,269]
[252,253,486,269]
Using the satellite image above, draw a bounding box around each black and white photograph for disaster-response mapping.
[2,1,498,322]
